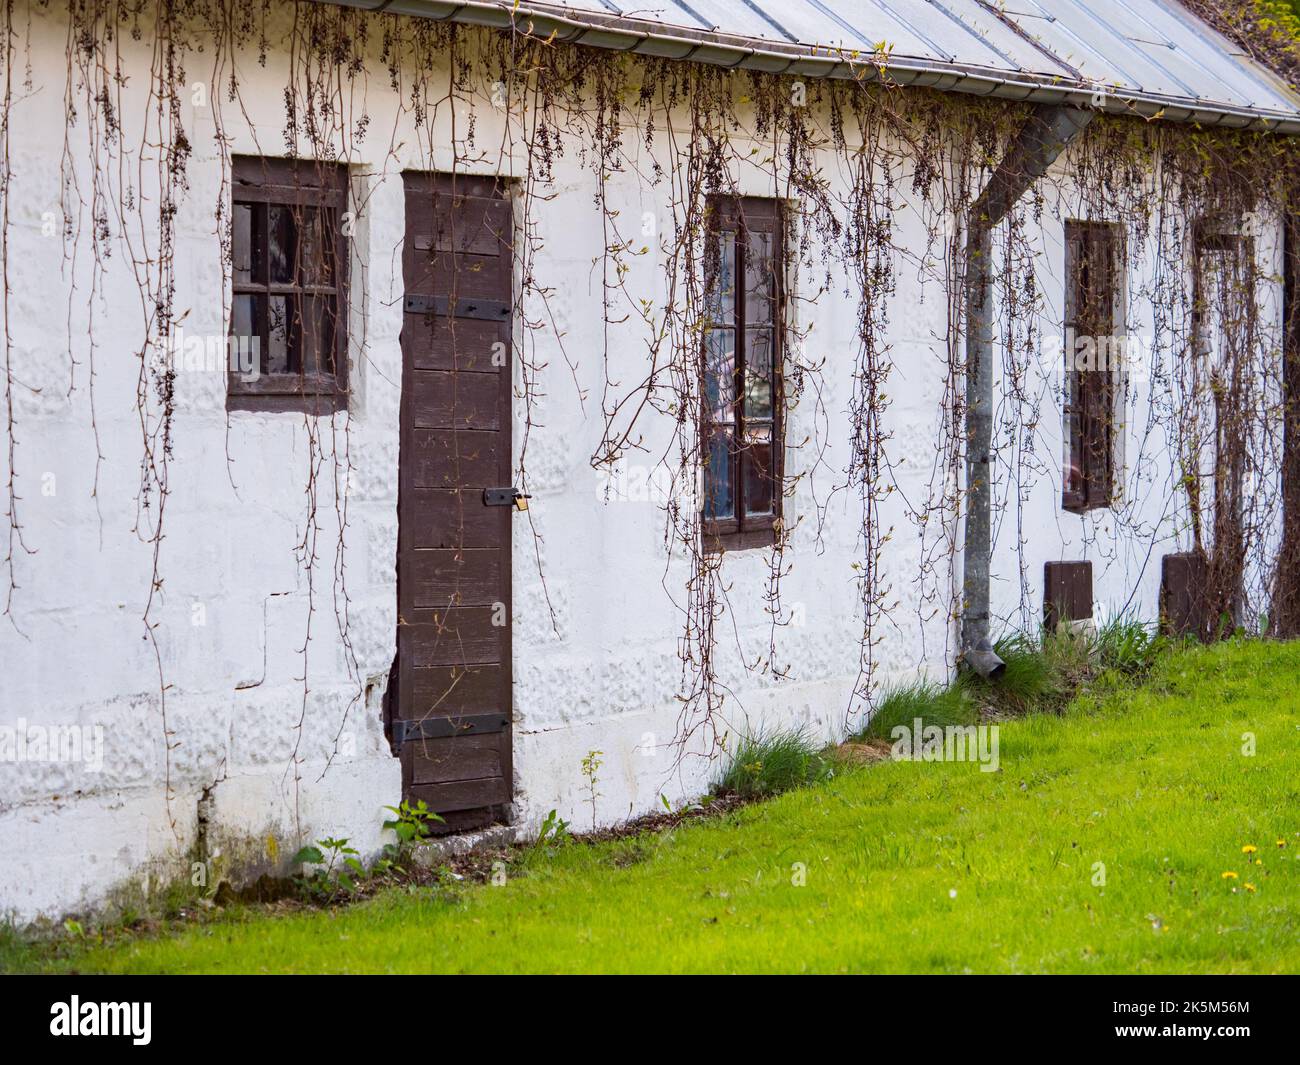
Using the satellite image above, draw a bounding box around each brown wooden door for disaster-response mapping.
[394,173,513,832]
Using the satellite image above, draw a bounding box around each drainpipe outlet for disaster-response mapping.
[964,639,1006,680]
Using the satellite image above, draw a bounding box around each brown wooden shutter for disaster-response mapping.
[1044,560,1093,631]
[1160,551,1209,639]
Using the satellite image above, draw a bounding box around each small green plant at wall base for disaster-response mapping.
[371,800,446,878]
[292,837,367,901]
[383,799,444,848]
[660,794,705,817]
[581,751,604,832]
[534,809,572,850]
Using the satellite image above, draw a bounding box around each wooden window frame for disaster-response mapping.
[700,196,785,552]
[1192,224,1253,365]
[1193,221,1253,626]
[228,156,349,414]
[1062,220,1122,513]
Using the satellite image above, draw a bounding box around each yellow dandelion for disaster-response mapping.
[1244,883,1257,893]
[1241,844,1257,855]
[1277,839,1286,848]
[1221,871,1239,879]
[1255,859,1262,866]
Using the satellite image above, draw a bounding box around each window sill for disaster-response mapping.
[1062,500,1113,516]
[228,379,347,415]
[701,526,777,553]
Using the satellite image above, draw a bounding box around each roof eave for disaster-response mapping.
[317,0,1300,135]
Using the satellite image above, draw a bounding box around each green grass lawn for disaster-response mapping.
[10,638,1300,974]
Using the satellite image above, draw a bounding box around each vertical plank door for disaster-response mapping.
[395,173,513,832]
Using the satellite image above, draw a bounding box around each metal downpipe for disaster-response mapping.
[961,105,1094,678]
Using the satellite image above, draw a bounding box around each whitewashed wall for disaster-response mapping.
[986,177,1285,633]
[0,4,1283,921]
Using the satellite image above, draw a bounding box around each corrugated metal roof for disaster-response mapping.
[333,0,1300,131]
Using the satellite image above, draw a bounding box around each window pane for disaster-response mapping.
[744,230,774,325]
[1064,407,1084,500]
[298,295,337,376]
[705,231,736,328]
[233,203,256,285]
[704,427,734,520]
[744,329,773,419]
[267,294,293,375]
[268,205,297,285]
[742,425,774,517]
[298,206,336,287]
[1197,245,1242,373]
[704,329,735,420]
[1082,370,1113,504]
[231,293,260,375]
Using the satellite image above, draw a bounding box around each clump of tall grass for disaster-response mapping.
[854,680,976,742]
[718,617,1184,800]
[1092,614,1164,676]
[955,631,1074,716]
[961,616,1173,716]
[714,728,831,799]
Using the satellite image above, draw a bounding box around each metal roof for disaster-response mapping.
[331,0,1300,132]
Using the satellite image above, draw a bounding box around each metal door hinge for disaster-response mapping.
[392,713,510,746]
[404,294,510,321]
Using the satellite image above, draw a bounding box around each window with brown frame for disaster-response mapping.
[701,197,784,550]
[1193,222,1252,624]
[1062,220,1121,512]
[228,157,349,413]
